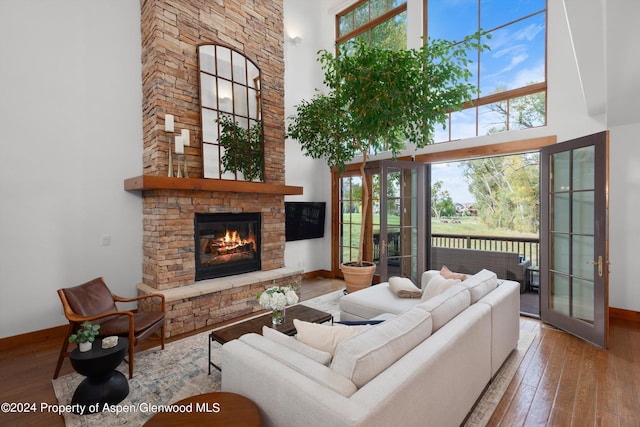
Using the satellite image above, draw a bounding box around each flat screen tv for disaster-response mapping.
[285,202,326,241]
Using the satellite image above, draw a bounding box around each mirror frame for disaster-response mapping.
[197,44,264,181]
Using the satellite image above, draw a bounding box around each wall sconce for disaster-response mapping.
[288,35,302,46]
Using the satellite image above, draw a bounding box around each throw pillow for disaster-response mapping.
[388,276,422,298]
[421,274,461,301]
[293,319,370,355]
[261,326,332,366]
[440,265,468,281]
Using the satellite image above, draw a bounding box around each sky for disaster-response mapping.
[431,161,475,204]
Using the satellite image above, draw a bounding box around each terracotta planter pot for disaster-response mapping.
[340,262,376,293]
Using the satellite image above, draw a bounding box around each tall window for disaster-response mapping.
[337,0,407,49]
[428,0,547,141]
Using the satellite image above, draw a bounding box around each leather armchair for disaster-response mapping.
[53,277,165,379]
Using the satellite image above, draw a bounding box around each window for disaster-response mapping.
[427,0,547,141]
[337,0,407,49]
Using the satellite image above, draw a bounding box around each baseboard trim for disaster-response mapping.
[0,324,68,353]
[302,270,334,280]
[609,307,640,323]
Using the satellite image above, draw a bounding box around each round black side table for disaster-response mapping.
[70,337,129,414]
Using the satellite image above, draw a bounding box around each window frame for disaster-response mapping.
[335,0,408,47]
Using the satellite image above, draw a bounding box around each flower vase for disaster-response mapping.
[272,307,285,325]
[79,342,92,352]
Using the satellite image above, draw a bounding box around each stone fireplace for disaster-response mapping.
[129,0,303,337]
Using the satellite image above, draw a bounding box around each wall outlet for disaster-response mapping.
[100,234,111,246]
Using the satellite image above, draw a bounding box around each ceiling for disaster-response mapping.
[565,0,640,127]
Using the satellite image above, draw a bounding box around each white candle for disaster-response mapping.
[174,135,184,154]
[181,128,190,146]
[165,114,174,132]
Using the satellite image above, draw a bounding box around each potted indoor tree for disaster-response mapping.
[69,321,101,352]
[287,35,488,292]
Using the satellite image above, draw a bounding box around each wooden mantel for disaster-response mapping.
[124,175,303,195]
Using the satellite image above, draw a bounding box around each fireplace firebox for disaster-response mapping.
[194,212,261,281]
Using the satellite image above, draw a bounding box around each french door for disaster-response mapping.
[333,161,426,285]
[540,131,609,348]
[376,161,426,284]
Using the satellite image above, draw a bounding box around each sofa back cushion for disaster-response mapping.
[417,284,471,331]
[330,306,433,388]
[460,269,498,303]
[293,319,371,356]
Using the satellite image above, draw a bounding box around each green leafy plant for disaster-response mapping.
[218,115,264,181]
[287,35,489,267]
[69,321,100,344]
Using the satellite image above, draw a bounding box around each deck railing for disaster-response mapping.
[431,233,540,267]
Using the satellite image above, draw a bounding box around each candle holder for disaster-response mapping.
[168,141,174,177]
[177,154,183,178]
[183,157,189,178]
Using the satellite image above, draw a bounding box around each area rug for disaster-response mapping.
[52,290,533,426]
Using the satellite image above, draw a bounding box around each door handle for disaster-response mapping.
[587,256,603,277]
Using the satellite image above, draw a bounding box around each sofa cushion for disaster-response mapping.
[388,276,422,298]
[417,284,471,331]
[422,274,461,301]
[261,326,332,366]
[293,319,370,356]
[460,269,498,304]
[330,305,433,388]
[238,333,358,397]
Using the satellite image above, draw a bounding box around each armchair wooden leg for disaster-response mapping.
[53,325,74,379]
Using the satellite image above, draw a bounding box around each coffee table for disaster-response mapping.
[208,304,333,373]
[143,392,260,426]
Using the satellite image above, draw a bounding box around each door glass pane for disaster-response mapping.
[552,193,570,233]
[573,146,595,191]
[573,277,594,323]
[552,151,570,192]
[551,273,570,316]
[572,235,594,280]
[340,176,362,264]
[552,234,570,274]
[572,191,594,235]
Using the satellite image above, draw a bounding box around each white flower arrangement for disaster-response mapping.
[257,284,299,311]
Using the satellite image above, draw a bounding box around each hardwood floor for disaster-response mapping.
[1,277,638,427]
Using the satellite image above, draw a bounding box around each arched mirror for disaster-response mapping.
[198,44,263,181]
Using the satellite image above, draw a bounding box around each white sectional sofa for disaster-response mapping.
[221,270,520,427]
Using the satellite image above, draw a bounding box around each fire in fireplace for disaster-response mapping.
[194,212,261,281]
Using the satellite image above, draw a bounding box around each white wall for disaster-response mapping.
[608,123,640,311]
[283,0,334,273]
[0,0,143,338]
